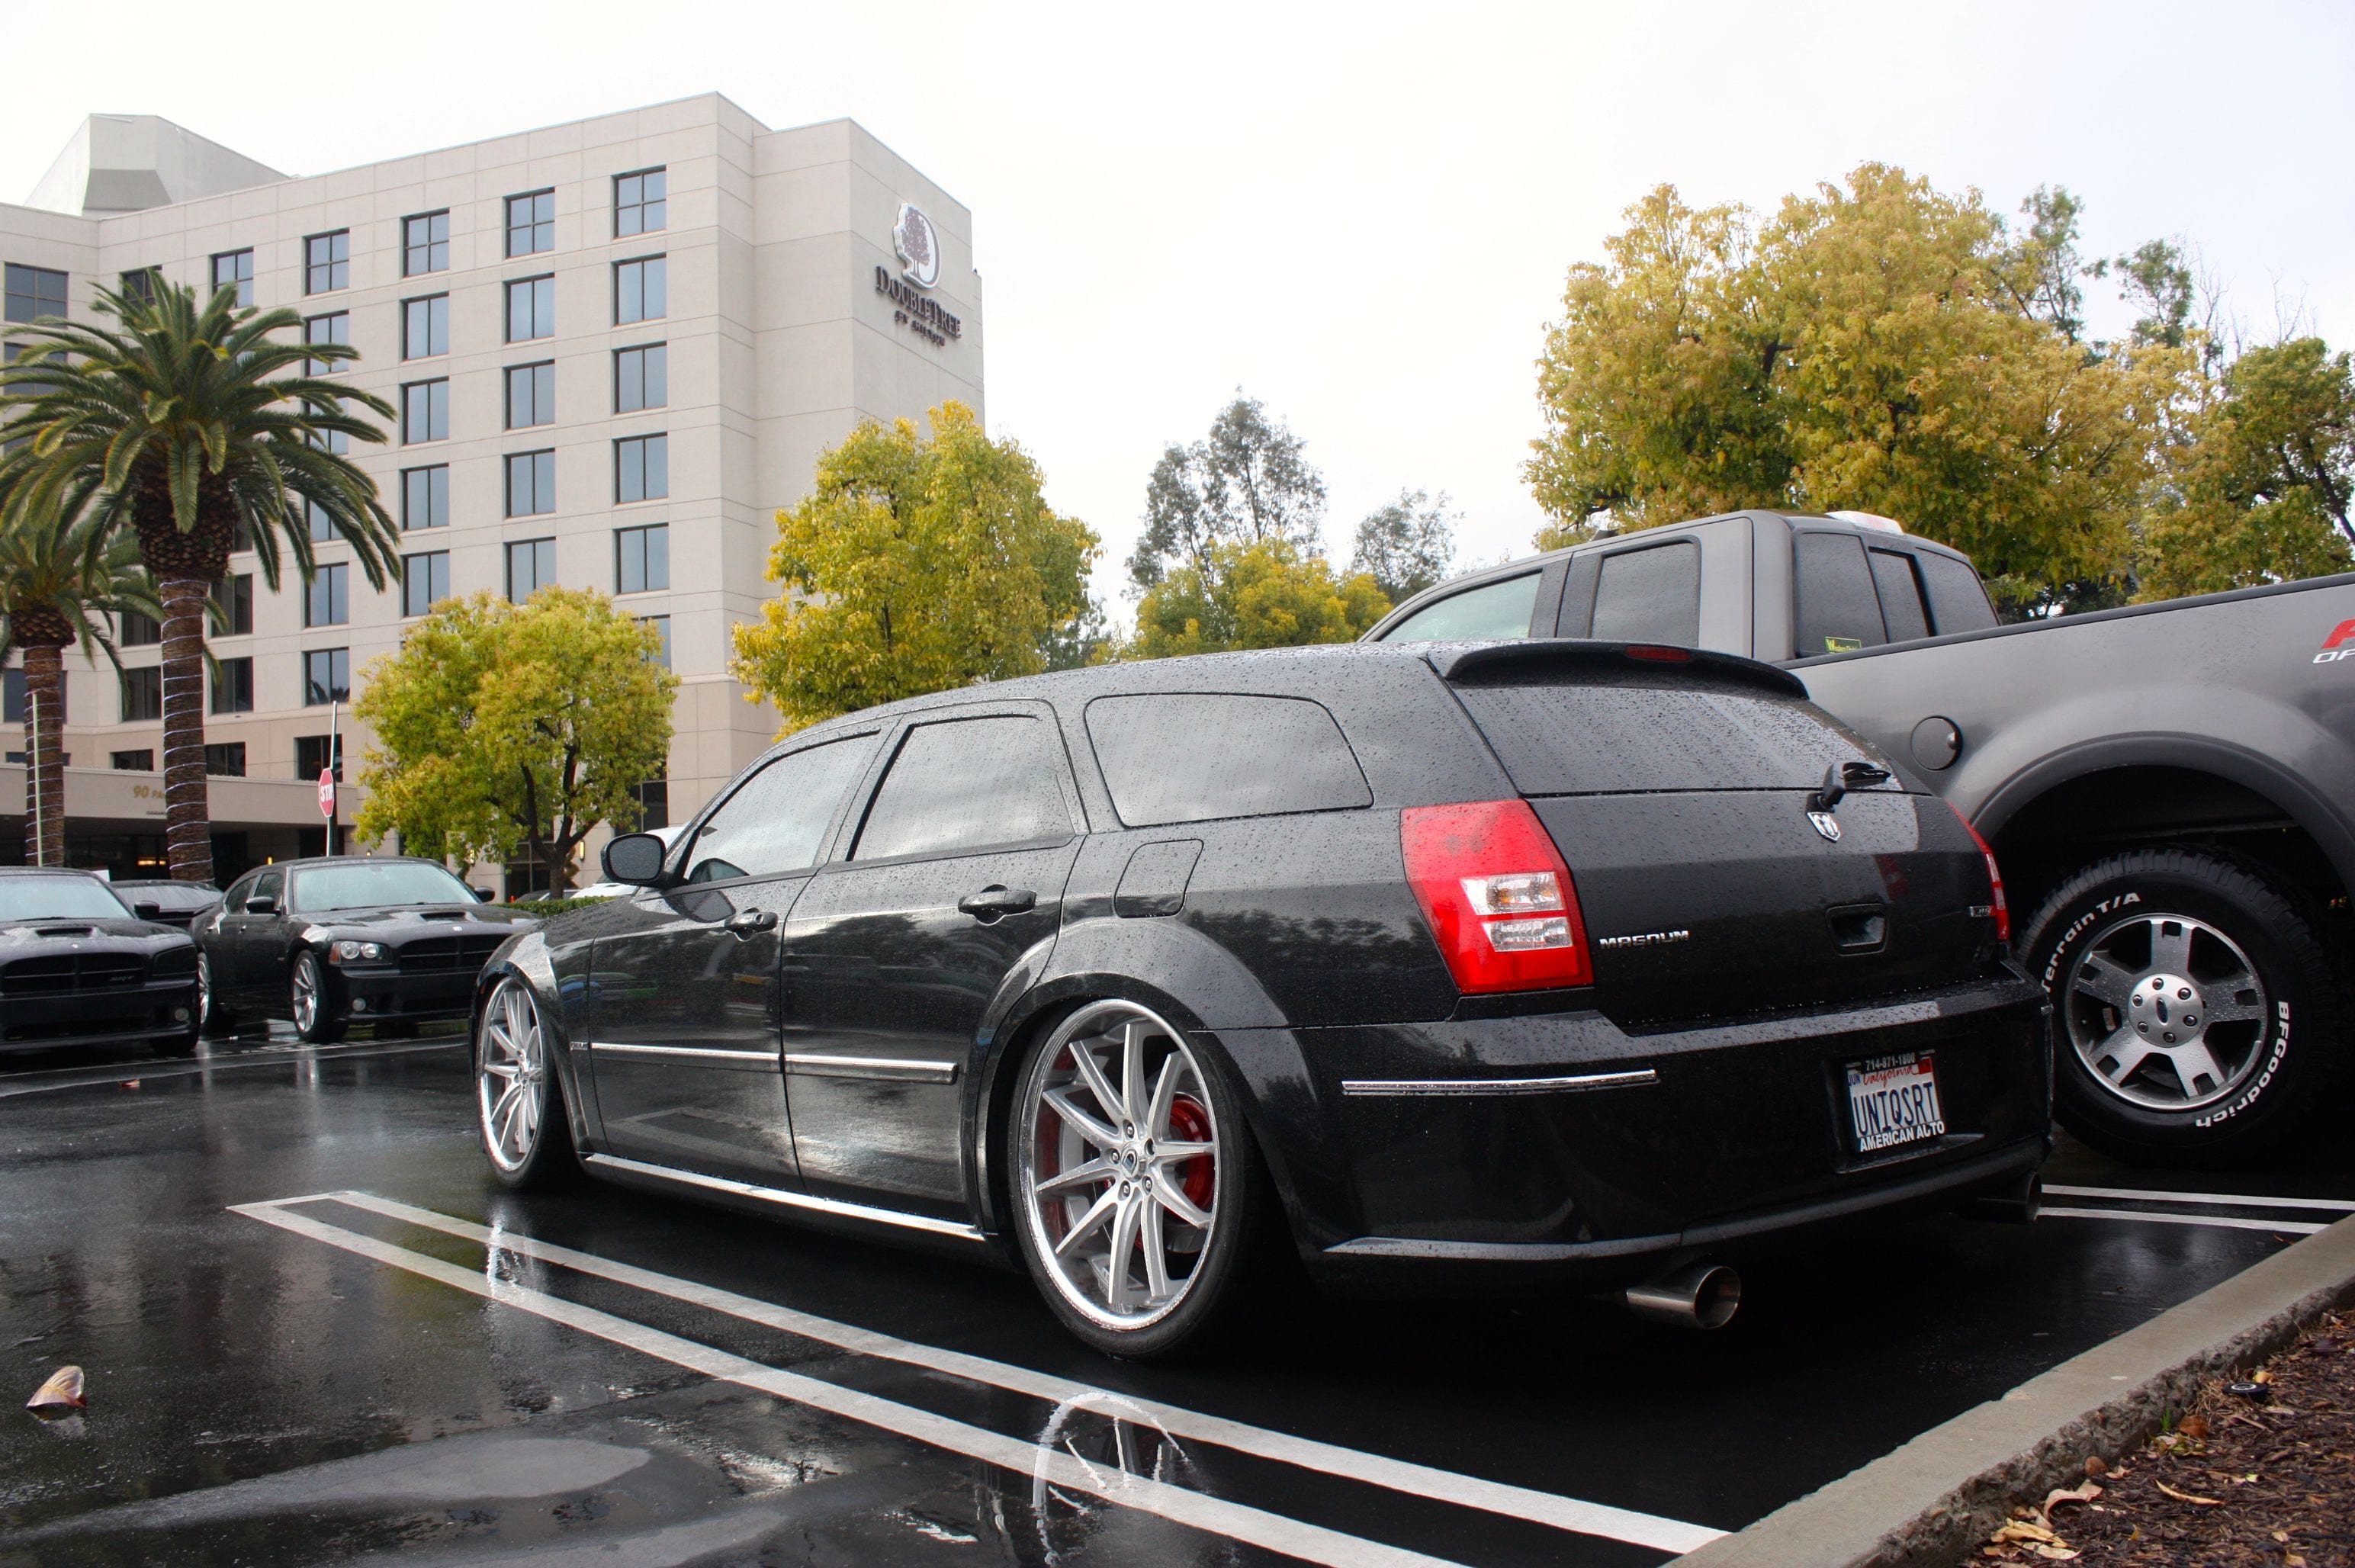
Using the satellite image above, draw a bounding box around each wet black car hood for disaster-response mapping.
[0,917,194,954]
[289,904,539,942]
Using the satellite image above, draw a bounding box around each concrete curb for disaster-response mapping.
[1675,1211,2355,1568]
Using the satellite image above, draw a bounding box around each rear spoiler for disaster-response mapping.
[1422,639,1808,700]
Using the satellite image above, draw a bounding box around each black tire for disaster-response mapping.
[149,1026,201,1059]
[289,949,346,1045]
[197,950,236,1037]
[477,975,582,1191]
[1004,998,1288,1360]
[2018,847,2344,1166]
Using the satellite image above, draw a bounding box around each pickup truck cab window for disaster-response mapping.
[1868,548,1931,641]
[1915,550,1999,634]
[1591,541,1701,644]
[1793,532,1889,654]
[1378,571,1541,642]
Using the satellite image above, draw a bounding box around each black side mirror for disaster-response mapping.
[246,895,278,916]
[603,832,668,886]
[474,885,496,902]
[133,902,162,921]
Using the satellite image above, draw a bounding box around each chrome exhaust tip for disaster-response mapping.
[1623,1261,1742,1330]
[1957,1172,2042,1226]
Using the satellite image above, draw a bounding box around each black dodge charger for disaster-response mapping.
[469,640,2048,1356]
[194,857,536,1043]
[0,867,201,1057]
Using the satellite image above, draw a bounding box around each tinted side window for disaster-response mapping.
[251,870,284,908]
[1916,551,1999,634]
[854,716,1071,862]
[1589,542,1701,644]
[1793,532,1888,654]
[1086,695,1371,827]
[686,734,879,882]
[1380,573,1541,641]
[222,874,255,914]
[1868,549,1930,641]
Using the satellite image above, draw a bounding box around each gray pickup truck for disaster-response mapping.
[1367,510,2355,1165]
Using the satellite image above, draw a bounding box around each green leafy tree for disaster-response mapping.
[1129,394,1328,590]
[1126,539,1389,658]
[0,488,162,866]
[732,401,1099,732]
[0,281,396,882]
[355,589,677,893]
[1349,488,1458,602]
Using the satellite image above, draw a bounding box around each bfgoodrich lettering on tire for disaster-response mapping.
[2019,847,2344,1165]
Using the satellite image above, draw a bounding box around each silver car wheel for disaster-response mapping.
[1017,1001,1220,1333]
[477,978,549,1173]
[2063,911,2270,1110]
[290,953,323,1035]
[197,951,215,1030]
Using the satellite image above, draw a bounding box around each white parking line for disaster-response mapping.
[2039,1207,2328,1235]
[231,1197,1466,1568]
[278,1190,1723,1556]
[2043,1184,2355,1214]
[0,1041,461,1098]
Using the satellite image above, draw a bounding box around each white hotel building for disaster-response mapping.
[0,96,982,888]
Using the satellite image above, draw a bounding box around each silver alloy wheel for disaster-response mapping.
[2062,911,2270,1110]
[197,951,214,1030]
[1018,1001,1220,1332]
[477,978,549,1174]
[290,953,323,1035]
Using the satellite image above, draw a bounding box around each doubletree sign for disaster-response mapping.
[878,202,960,346]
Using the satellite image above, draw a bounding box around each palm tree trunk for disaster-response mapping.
[159,575,214,884]
[21,643,66,868]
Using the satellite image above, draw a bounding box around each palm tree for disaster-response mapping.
[0,281,397,882]
[0,490,168,865]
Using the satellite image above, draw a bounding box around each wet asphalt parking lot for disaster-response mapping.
[2,1029,2351,1567]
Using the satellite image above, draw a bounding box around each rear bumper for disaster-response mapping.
[1213,966,2051,1293]
[0,978,201,1054]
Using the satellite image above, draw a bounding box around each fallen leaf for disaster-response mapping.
[2040,1480,2102,1525]
[2029,1547,2079,1563]
[2082,1455,2107,1477]
[2154,1481,2222,1506]
[2252,1368,2272,1383]
[1993,1521,2063,1545]
[2179,1413,2210,1440]
[24,1365,83,1412]
[2274,1531,2291,1543]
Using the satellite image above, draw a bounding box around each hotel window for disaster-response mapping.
[305,564,349,628]
[641,614,671,669]
[615,433,667,503]
[204,743,246,778]
[506,361,555,428]
[304,230,349,294]
[119,267,159,304]
[211,657,255,715]
[614,255,666,324]
[120,610,161,647]
[305,496,335,542]
[402,379,448,443]
[112,750,155,772]
[630,771,668,831]
[209,249,254,307]
[506,275,554,342]
[121,665,163,722]
[304,313,351,452]
[296,734,344,781]
[506,538,556,602]
[403,294,448,359]
[214,574,253,636]
[403,465,449,529]
[403,551,450,617]
[403,210,450,276]
[615,168,667,236]
[303,648,349,706]
[614,343,667,412]
[506,189,554,258]
[615,523,668,593]
[5,264,68,323]
[506,450,556,516]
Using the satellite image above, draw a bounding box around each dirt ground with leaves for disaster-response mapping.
[1981,1309,2354,1566]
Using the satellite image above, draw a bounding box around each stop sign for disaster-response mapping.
[317,769,336,818]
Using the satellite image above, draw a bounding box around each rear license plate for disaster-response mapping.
[1846,1050,1945,1153]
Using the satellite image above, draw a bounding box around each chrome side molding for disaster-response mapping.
[582,1041,782,1069]
[1338,1068,1658,1097]
[783,1052,959,1084]
[581,1153,987,1242]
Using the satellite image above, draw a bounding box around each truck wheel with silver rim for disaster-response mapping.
[2019,847,2344,1165]
[288,949,345,1045]
[477,975,580,1190]
[1008,998,1275,1359]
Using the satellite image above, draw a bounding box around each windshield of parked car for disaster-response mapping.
[288,862,478,913]
[0,876,133,922]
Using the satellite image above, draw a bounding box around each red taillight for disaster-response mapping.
[1401,800,1593,993]
[1623,644,1692,664]
[1948,800,2010,943]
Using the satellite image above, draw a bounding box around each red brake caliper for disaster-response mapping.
[1165,1096,1216,1212]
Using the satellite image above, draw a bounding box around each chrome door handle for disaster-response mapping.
[723,908,778,937]
[956,885,1036,921]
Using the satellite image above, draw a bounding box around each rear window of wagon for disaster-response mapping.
[1453,685,1877,794]
[1085,694,1372,826]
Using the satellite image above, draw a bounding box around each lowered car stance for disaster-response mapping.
[0,867,201,1057]
[194,858,535,1043]
[471,640,2048,1357]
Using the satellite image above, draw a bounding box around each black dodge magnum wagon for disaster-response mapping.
[472,640,2048,1356]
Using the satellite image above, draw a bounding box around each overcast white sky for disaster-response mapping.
[9,1,2350,615]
